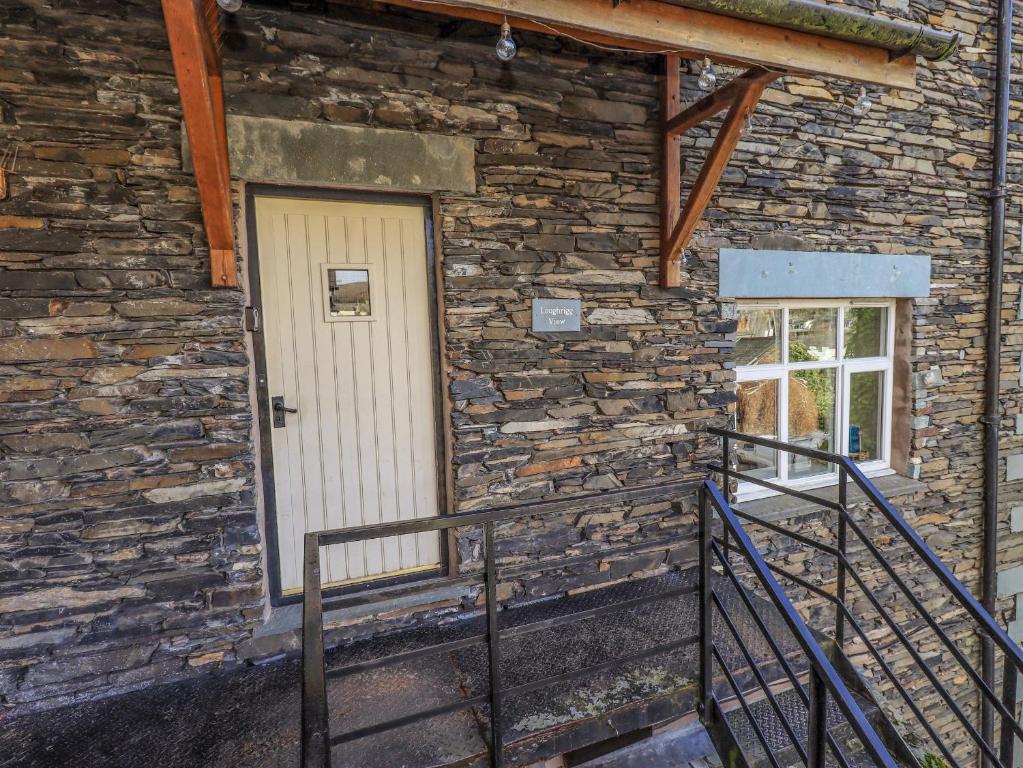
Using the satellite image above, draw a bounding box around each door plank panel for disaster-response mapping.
[368,215,402,574]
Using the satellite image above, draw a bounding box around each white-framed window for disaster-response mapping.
[734,299,895,500]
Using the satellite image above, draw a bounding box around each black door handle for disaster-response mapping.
[271,396,297,428]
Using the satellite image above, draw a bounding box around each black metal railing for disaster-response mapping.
[699,478,899,767]
[708,427,1023,768]
[301,479,698,768]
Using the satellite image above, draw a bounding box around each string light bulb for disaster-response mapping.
[216,0,243,12]
[697,57,717,90]
[740,110,754,137]
[852,86,873,118]
[495,20,518,61]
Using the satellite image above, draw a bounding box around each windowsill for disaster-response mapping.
[733,472,925,523]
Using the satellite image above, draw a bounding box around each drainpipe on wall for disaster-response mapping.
[982,0,1013,759]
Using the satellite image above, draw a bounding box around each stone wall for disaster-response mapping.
[0,0,1021,733]
[0,0,264,712]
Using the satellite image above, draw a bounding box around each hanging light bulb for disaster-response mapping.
[697,57,717,91]
[216,0,243,12]
[680,248,695,268]
[740,110,754,137]
[495,20,518,62]
[852,86,873,118]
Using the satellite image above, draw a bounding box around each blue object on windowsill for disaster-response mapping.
[849,424,861,454]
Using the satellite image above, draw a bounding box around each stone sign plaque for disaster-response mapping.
[532,298,581,332]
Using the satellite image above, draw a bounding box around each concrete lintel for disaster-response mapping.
[719,249,931,299]
[185,114,477,193]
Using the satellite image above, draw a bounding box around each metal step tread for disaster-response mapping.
[720,686,912,768]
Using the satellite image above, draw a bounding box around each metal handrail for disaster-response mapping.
[710,428,1023,663]
[315,478,694,547]
[707,426,1023,767]
[301,477,699,768]
[708,426,1023,674]
[714,457,1023,745]
[700,479,899,767]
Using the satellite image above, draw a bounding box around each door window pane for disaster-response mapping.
[844,307,888,358]
[736,309,782,365]
[737,379,778,479]
[788,368,836,479]
[327,269,371,317]
[849,370,884,462]
[789,308,838,362]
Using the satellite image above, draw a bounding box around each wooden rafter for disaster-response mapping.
[162,0,237,288]
[660,65,781,288]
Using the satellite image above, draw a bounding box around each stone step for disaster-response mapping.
[573,718,723,768]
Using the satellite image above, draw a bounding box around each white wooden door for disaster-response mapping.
[254,195,442,594]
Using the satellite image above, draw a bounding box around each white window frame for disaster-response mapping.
[735,298,896,502]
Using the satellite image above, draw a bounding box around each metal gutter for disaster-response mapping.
[663,0,959,61]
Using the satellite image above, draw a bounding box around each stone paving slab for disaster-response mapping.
[575,720,722,768]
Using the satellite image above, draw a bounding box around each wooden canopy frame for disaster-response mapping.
[164,0,921,288]
[660,61,781,287]
[162,0,236,288]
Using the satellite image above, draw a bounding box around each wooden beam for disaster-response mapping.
[162,0,237,288]
[660,54,682,289]
[660,69,781,287]
[375,0,916,89]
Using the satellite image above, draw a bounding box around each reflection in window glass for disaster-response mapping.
[737,379,778,479]
[849,371,884,462]
[844,307,887,358]
[327,269,371,317]
[788,308,837,362]
[788,368,836,479]
[736,309,782,366]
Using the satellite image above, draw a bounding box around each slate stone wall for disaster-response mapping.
[0,0,264,712]
[0,0,1020,733]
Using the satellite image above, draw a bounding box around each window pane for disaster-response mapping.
[737,379,778,479]
[788,308,837,362]
[736,309,782,365]
[844,307,888,358]
[788,368,836,479]
[849,370,884,462]
[327,269,371,317]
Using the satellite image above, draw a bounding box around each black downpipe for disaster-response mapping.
[983,0,1013,760]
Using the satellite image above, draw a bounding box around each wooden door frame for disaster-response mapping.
[244,183,453,606]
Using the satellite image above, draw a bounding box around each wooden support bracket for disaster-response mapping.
[660,64,780,288]
[162,0,237,288]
